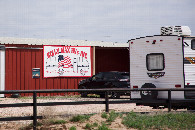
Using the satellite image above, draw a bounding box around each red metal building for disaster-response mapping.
[0,38,129,97]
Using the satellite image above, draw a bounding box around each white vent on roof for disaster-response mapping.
[161,26,191,36]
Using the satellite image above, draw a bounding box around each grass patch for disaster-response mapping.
[69,126,77,130]
[101,112,108,119]
[70,114,91,122]
[18,96,33,99]
[106,110,119,122]
[93,122,98,127]
[98,122,110,130]
[122,111,195,130]
[118,113,123,118]
[49,119,67,125]
[19,122,43,130]
[85,122,98,129]
[85,123,92,129]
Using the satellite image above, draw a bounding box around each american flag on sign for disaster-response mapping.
[58,55,73,68]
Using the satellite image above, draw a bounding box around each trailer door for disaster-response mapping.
[0,46,5,97]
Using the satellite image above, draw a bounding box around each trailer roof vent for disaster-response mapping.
[161,26,191,36]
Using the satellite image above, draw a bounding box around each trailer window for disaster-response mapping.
[191,39,195,50]
[146,53,164,71]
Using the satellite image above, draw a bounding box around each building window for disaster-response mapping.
[146,53,165,71]
[191,39,195,50]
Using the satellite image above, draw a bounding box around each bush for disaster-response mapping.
[85,122,98,129]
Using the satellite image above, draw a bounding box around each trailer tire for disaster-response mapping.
[140,83,158,100]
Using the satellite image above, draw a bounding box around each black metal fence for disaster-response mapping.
[0,88,195,130]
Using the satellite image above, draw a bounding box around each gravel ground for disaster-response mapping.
[0,96,187,129]
[0,97,169,117]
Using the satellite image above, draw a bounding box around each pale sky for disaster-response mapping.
[0,0,194,43]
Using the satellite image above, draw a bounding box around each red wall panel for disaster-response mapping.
[4,45,130,97]
[20,49,25,96]
[5,45,93,97]
[16,48,21,91]
[95,48,129,74]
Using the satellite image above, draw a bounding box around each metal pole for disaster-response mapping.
[33,92,37,130]
[93,46,95,75]
[105,91,109,112]
[168,90,171,112]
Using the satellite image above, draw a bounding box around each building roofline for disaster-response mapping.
[0,37,128,47]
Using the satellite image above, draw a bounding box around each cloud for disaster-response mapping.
[0,0,194,42]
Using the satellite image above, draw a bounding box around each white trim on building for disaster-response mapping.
[0,37,128,47]
[0,46,5,97]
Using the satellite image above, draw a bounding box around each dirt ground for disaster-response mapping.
[0,97,187,129]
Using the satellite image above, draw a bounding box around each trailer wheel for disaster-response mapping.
[140,83,158,100]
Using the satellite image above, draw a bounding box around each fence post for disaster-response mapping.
[33,92,37,130]
[168,90,171,112]
[105,91,109,112]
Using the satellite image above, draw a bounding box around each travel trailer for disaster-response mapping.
[129,26,195,105]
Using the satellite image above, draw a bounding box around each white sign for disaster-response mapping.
[43,46,92,78]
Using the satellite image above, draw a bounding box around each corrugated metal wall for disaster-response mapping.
[5,45,93,96]
[4,45,129,96]
[95,47,129,73]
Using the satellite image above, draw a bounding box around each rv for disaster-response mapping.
[129,26,195,108]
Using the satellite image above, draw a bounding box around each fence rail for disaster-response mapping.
[0,88,195,130]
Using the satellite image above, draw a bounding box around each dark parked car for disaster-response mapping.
[78,72,130,98]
